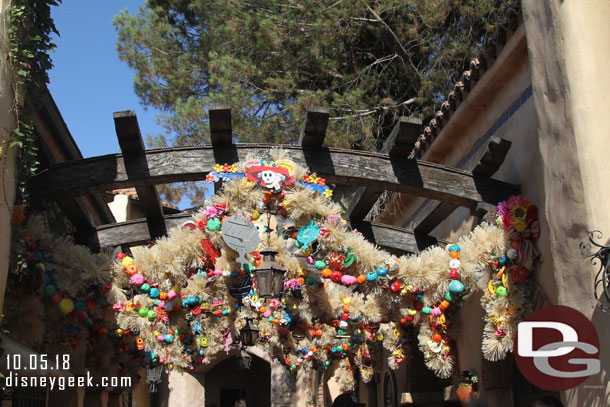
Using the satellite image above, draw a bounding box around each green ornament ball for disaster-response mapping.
[44,284,56,296]
[314,260,326,270]
[147,310,156,320]
[139,307,149,317]
[140,283,150,293]
[206,218,222,231]
[445,292,454,301]
[496,286,507,297]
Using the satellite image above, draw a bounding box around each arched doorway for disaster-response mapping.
[204,352,271,407]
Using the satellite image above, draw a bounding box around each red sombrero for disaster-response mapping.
[246,165,295,185]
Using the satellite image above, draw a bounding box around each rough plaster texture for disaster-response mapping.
[0,0,17,315]
[522,1,610,405]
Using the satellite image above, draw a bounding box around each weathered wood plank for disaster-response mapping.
[346,117,422,220]
[409,137,512,233]
[380,116,422,156]
[345,186,384,220]
[30,144,518,208]
[298,107,329,148]
[114,111,167,239]
[209,105,232,145]
[90,213,439,254]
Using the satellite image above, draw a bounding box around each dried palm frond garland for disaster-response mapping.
[6,154,540,393]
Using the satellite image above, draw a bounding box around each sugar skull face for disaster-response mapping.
[259,170,283,189]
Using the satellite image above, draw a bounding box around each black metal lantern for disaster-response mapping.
[254,247,286,298]
[239,317,260,347]
[236,349,253,370]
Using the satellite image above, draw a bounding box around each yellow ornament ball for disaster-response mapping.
[122,256,134,267]
[58,298,75,314]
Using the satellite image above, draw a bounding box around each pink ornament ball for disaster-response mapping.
[167,290,177,300]
[431,307,442,317]
[51,292,62,303]
[306,256,314,264]
[158,301,166,308]
[341,275,357,286]
[214,269,223,276]
[130,273,145,286]
[157,335,165,342]
[263,311,271,318]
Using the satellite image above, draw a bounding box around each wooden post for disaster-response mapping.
[408,137,512,233]
[346,117,421,220]
[114,110,167,240]
[299,107,329,148]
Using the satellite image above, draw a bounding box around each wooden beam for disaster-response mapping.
[380,116,422,156]
[30,144,519,208]
[209,105,232,145]
[346,117,421,220]
[114,110,166,239]
[89,213,440,254]
[408,137,512,233]
[298,107,329,148]
[345,187,384,220]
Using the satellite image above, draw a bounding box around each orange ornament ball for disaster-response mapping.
[321,268,332,278]
[432,333,442,342]
[126,264,138,276]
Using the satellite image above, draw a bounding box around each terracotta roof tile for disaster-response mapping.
[410,5,523,159]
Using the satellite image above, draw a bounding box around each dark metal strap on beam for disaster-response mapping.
[114,110,166,240]
[299,107,329,148]
[409,136,512,233]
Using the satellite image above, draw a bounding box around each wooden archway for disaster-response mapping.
[31,106,516,254]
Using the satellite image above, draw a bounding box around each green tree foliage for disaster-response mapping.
[115,0,512,202]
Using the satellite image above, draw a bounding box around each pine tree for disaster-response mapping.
[114,0,512,203]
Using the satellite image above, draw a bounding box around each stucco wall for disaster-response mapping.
[522,1,610,405]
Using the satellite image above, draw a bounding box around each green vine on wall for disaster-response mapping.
[7,0,61,204]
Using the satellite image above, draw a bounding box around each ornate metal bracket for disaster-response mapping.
[580,230,610,314]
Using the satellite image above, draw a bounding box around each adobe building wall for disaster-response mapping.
[521,1,610,405]
[0,0,17,315]
[416,1,610,406]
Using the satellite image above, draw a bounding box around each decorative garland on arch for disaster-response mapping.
[7,150,540,392]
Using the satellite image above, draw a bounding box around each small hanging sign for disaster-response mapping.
[221,213,260,266]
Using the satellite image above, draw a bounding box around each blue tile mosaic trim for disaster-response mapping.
[407,85,533,226]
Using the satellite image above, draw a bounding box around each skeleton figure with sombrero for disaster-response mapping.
[244,159,296,193]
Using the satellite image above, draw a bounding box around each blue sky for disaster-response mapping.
[49,1,212,206]
[49,0,163,158]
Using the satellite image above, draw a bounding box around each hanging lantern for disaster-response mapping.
[239,317,260,347]
[236,349,253,370]
[146,365,163,393]
[254,247,286,298]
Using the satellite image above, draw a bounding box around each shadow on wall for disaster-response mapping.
[204,353,271,407]
[564,303,610,407]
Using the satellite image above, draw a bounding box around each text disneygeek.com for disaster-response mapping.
[4,354,131,391]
